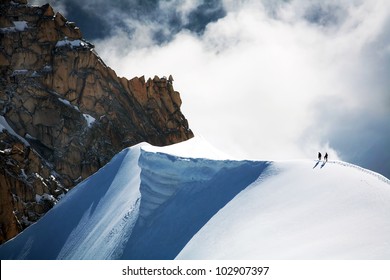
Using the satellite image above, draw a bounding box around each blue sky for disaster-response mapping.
[30,0,390,178]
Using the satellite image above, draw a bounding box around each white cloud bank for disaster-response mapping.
[31,0,390,174]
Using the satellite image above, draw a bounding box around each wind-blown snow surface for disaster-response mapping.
[0,138,389,260]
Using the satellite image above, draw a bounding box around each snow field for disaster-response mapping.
[177,160,390,259]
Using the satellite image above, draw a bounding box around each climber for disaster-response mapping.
[318,152,322,161]
[324,152,328,162]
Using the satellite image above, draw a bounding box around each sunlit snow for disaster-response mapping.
[83,114,96,128]
[55,38,87,48]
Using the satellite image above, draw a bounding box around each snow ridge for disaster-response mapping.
[1,138,389,260]
[330,160,390,185]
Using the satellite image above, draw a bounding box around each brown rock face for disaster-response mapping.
[0,0,193,244]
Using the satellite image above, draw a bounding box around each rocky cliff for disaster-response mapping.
[0,0,193,243]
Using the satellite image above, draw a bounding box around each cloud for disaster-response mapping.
[30,0,390,177]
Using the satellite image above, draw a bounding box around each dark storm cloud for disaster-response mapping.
[184,0,226,34]
[60,1,110,39]
[30,0,226,42]
[303,3,347,27]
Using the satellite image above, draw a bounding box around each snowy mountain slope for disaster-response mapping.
[0,138,266,259]
[177,160,390,260]
[0,138,389,260]
[0,145,142,259]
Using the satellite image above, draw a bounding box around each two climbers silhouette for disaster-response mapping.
[318,152,328,162]
[313,152,328,169]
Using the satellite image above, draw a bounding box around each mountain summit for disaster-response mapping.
[0,0,193,243]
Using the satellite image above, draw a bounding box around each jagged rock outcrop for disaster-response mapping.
[0,0,193,244]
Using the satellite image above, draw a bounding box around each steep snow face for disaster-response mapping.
[177,160,390,260]
[124,150,267,259]
[0,138,389,260]
[0,145,143,260]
